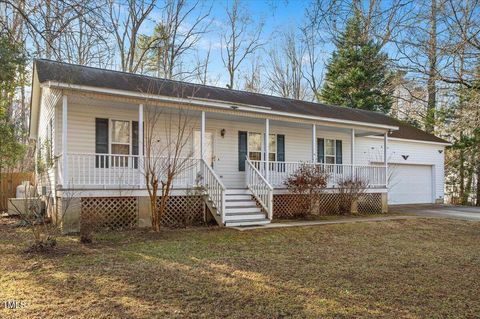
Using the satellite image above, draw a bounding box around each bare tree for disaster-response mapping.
[266,31,307,100]
[108,0,156,72]
[242,56,264,93]
[60,4,113,67]
[156,0,211,79]
[142,84,198,231]
[221,0,264,89]
[301,24,323,101]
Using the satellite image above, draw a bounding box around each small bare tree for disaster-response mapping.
[9,143,78,252]
[142,90,197,231]
[284,163,329,216]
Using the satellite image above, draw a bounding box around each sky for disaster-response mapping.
[138,0,314,89]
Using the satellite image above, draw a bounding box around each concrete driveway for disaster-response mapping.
[390,204,480,221]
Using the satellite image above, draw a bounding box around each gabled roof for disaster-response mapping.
[33,59,448,144]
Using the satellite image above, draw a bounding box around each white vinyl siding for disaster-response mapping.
[53,96,444,195]
[356,136,445,203]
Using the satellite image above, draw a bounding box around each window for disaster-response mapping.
[248,132,262,160]
[111,120,130,166]
[268,134,276,161]
[248,132,276,161]
[325,139,335,164]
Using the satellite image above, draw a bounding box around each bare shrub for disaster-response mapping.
[284,163,329,216]
[337,177,368,215]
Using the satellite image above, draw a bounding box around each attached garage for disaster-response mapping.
[388,164,434,204]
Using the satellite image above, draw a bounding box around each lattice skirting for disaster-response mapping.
[81,197,138,230]
[156,195,204,228]
[273,193,383,219]
[80,196,205,230]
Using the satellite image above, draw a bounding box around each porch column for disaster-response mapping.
[200,111,205,161]
[384,132,388,187]
[312,124,316,163]
[62,95,68,185]
[138,104,143,157]
[351,128,355,179]
[265,118,270,181]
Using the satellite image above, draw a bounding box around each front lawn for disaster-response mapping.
[1,217,479,318]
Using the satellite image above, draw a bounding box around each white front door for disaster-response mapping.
[194,131,214,167]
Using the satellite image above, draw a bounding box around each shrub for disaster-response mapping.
[284,163,329,216]
[337,177,368,214]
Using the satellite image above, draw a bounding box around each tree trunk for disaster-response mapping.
[476,164,480,206]
[425,0,437,133]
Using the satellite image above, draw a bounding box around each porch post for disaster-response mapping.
[138,104,144,186]
[351,128,355,179]
[138,104,143,157]
[265,118,270,181]
[384,132,388,187]
[312,124,316,163]
[62,95,68,186]
[200,111,205,161]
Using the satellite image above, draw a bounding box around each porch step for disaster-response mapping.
[225,194,252,201]
[225,188,250,195]
[225,219,271,227]
[221,189,270,227]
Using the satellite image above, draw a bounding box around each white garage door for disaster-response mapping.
[389,164,433,204]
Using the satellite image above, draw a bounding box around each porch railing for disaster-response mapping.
[62,153,200,188]
[246,158,273,220]
[200,158,226,223]
[250,160,387,188]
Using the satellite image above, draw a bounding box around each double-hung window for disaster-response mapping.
[317,138,342,164]
[324,139,336,164]
[248,132,262,161]
[248,132,276,161]
[110,120,130,167]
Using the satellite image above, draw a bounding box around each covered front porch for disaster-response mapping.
[54,90,390,226]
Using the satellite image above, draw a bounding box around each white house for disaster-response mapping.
[29,60,449,231]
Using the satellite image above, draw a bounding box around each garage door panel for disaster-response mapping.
[389,164,433,204]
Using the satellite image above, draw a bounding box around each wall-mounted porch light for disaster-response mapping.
[220,129,226,138]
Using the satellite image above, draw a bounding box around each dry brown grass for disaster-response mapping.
[0,216,479,318]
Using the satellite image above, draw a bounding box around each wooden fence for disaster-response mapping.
[0,172,35,212]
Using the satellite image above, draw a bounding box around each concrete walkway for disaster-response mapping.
[231,215,423,231]
[390,204,480,221]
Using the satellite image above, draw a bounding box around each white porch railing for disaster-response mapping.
[246,158,273,220]
[200,159,226,223]
[250,160,387,188]
[62,153,200,188]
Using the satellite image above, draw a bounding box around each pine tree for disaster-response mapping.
[320,12,393,113]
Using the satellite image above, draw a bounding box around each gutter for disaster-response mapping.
[365,135,451,146]
[42,81,400,132]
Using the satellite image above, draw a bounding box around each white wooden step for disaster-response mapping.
[225,206,261,214]
[225,219,271,227]
[225,194,252,201]
[225,213,266,221]
[225,200,256,207]
[225,189,250,195]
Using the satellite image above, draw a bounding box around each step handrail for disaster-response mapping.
[245,157,273,220]
[200,159,226,224]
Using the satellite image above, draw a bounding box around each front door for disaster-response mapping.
[194,131,214,167]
